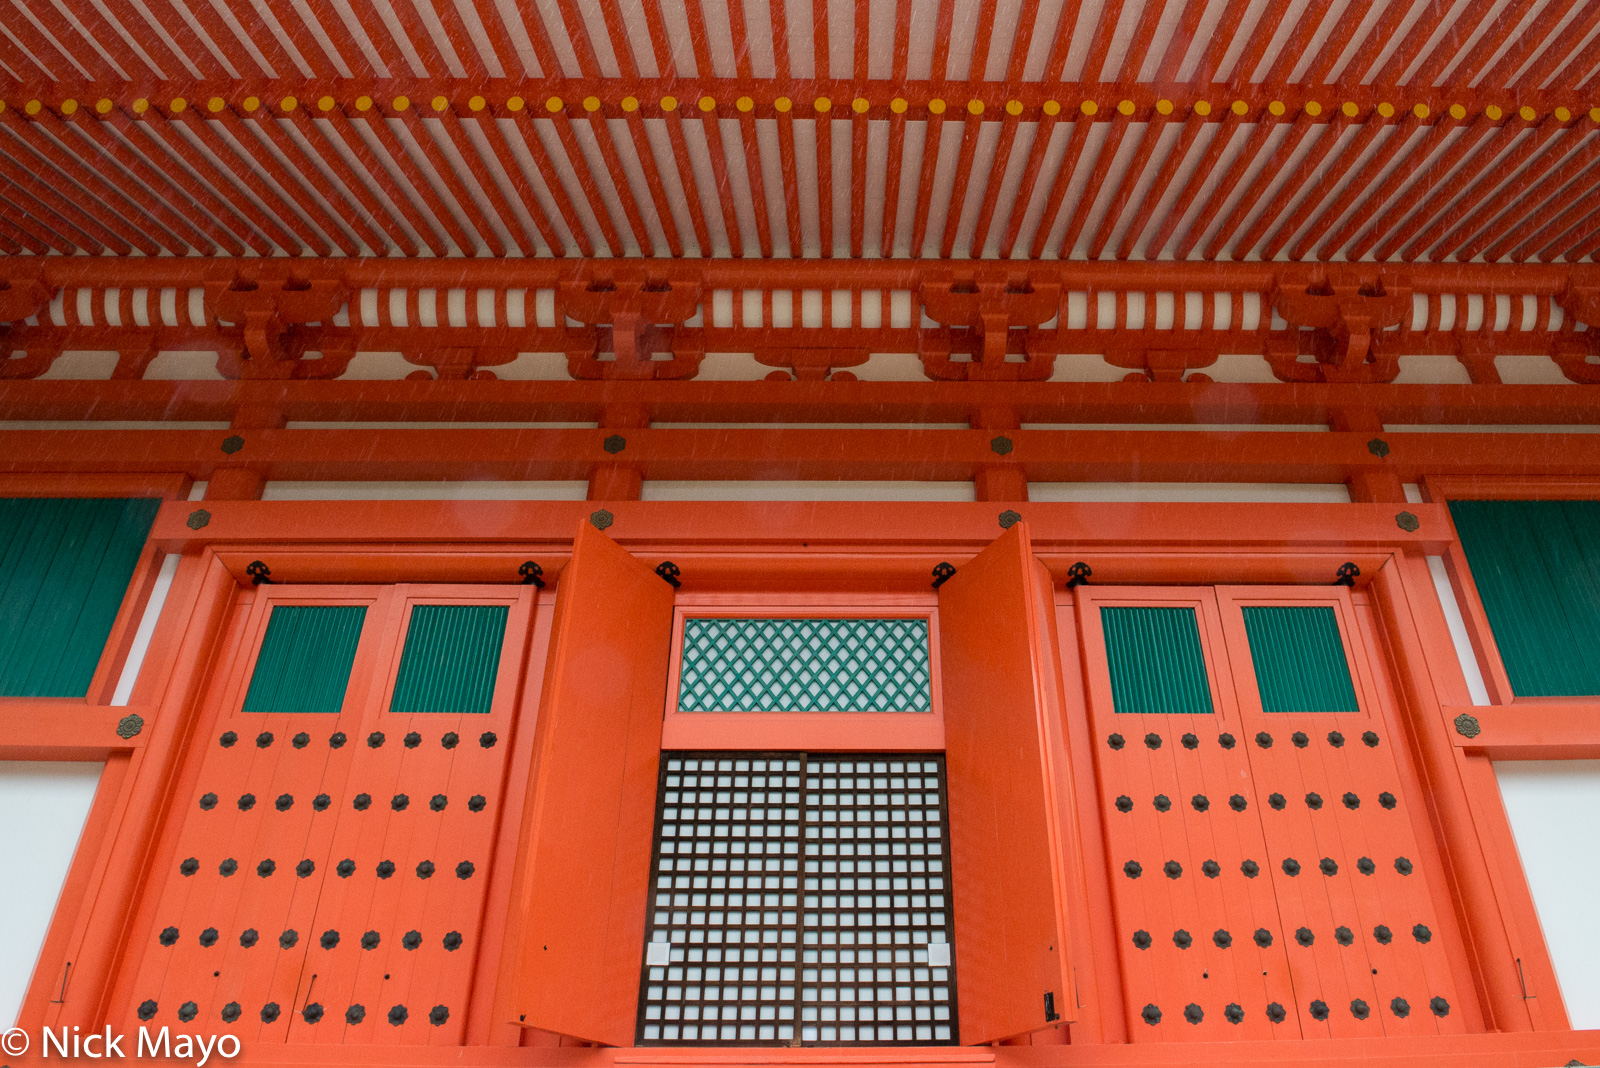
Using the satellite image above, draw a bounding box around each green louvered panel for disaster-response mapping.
[1449,499,1600,696]
[678,618,931,712]
[242,605,367,714]
[0,496,161,697]
[389,604,508,714]
[1241,605,1360,713]
[1100,606,1215,715]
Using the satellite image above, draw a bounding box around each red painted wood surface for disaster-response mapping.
[1075,588,1298,1042]
[510,522,675,1045]
[937,522,1074,1044]
[117,584,533,1044]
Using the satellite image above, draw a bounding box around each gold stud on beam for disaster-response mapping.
[585,96,602,112]
[1155,98,1173,115]
[208,96,226,113]
[1118,99,1136,116]
[354,95,372,112]
[1341,101,1359,117]
[24,99,41,115]
[1267,100,1285,116]
[319,96,336,112]
[1304,101,1322,116]
[1519,105,1537,121]
[132,98,149,114]
[170,97,187,113]
[1193,100,1211,116]
[737,96,753,112]
[660,95,677,112]
[280,96,297,112]
[546,96,564,113]
[1554,106,1571,122]
[431,95,448,112]
[1449,103,1466,120]
[96,98,113,114]
[506,96,525,112]
[468,95,485,111]
[1006,99,1023,116]
[774,96,791,113]
[621,96,639,112]
[852,97,869,114]
[393,95,410,111]
[1042,99,1060,116]
[1485,104,1503,120]
[1080,99,1097,115]
[60,98,78,115]
[1412,103,1429,119]
[928,98,946,115]
[1230,99,1248,115]
[890,97,907,114]
[814,96,831,112]
[699,95,716,112]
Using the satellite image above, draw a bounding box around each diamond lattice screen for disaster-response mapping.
[638,752,957,1046]
[677,619,931,712]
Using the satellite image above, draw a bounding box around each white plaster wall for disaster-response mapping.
[1028,482,1352,503]
[640,481,978,501]
[0,762,103,1028]
[261,481,590,501]
[1494,761,1600,1028]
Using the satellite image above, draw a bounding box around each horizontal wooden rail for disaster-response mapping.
[0,702,153,757]
[1448,703,1600,759]
[1,426,1599,485]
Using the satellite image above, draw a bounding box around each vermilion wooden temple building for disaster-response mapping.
[1,0,1599,1065]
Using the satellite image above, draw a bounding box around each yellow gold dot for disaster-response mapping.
[1555,105,1571,122]
[1449,103,1466,120]
[584,96,602,112]
[661,95,677,112]
[1520,104,1537,121]
[206,96,224,113]
[431,95,448,112]
[0,101,7,114]
[621,96,638,112]
[506,96,524,112]
[1377,101,1395,118]
[928,98,946,115]
[24,99,40,115]
[1268,100,1285,116]
[546,96,563,113]
[1590,106,1600,122]
[1486,104,1503,120]
[319,95,336,112]
[1194,100,1212,116]
[469,95,486,112]
[241,96,259,112]
[96,98,112,114]
[60,98,78,115]
[1042,99,1060,116]
[170,97,187,113]
[279,95,297,112]
[1006,99,1023,116]
[814,96,831,113]
[1412,102,1429,119]
[774,96,791,113]
[1231,99,1248,115]
[1155,98,1173,115]
[853,97,870,114]
[699,95,716,112]
[133,98,149,114]
[1305,100,1322,117]
[1080,100,1097,115]
[737,96,753,112]
[393,95,410,111]
[968,98,984,115]
[1118,99,1135,116]
[1342,101,1359,117]
[890,97,908,114]
[354,95,371,112]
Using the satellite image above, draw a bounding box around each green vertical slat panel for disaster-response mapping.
[1100,606,1215,715]
[389,604,509,714]
[1241,605,1360,713]
[0,497,161,698]
[242,605,367,713]
[1449,499,1600,696]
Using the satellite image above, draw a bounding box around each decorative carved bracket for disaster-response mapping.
[204,274,349,378]
[918,271,1060,381]
[1559,282,1600,328]
[0,275,55,323]
[754,347,870,381]
[1103,334,1220,382]
[1272,274,1411,383]
[559,269,704,380]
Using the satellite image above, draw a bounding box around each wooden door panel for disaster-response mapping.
[510,522,675,1046]
[1217,587,1466,1038]
[937,522,1074,1044]
[1075,588,1299,1042]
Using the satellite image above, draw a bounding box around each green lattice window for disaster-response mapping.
[677,618,931,712]
[1101,606,1215,715]
[1241,605,1360,713]
[243,605,367,714]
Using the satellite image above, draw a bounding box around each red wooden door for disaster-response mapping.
[509,522,676,1045]
[937,522,1075,1044]
[1216,586,1467,1038]
[1075,588,1300,1042]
